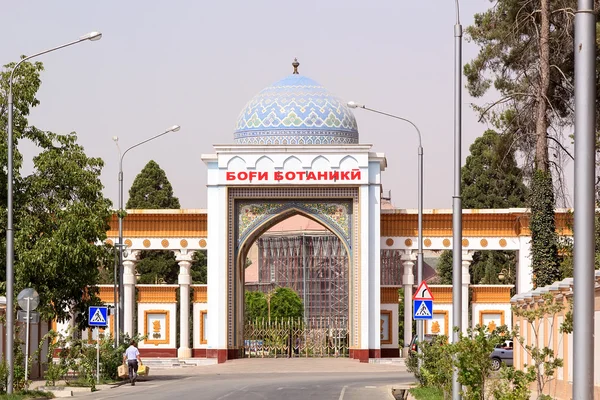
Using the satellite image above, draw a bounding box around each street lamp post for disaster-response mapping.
[115,125,180,339]
[346,101,423,361]
[452,1,464,399]
[4,31,102,394]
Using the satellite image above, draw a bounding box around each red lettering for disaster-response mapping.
[351,169,361,180]
[238,172,248,180]
[329,171,339,181]
[340,171,350,180]
[306,172,316,180]
[317,172,328,180]
[296,171,304,180]
[226,172,236,181]
[258,172,268,181]
[285,171,295,180]
[248,171,257,181]
[274,171,284,181]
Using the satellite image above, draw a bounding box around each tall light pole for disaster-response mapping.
[4,31,102,394]
[116,125,180,339]
[347,101,423,361]
[452,1,463,399]
[573,0,596,398]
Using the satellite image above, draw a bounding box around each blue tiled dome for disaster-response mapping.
[234,74,359,145]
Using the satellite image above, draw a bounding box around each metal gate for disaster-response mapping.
[243,317,348,358]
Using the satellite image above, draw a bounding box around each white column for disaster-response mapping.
[517,236,533,294]
[123,250,139,337]
[176,250,193,359]
[461,251,472,335]
[401,252,415,357]
[206,184,228,352]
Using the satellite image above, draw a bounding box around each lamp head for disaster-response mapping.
[81,31,103,41]
[112,136,119,142]
[347,101,364,109]
[168,125,181,133]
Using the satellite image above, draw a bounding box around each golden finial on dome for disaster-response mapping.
[292,58,300,74]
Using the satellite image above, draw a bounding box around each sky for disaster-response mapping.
[2,1,574,211]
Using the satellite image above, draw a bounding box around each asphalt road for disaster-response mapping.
[80,359,414,400]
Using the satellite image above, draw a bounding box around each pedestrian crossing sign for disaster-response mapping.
[88,306,108,327]
[413,300,433,320]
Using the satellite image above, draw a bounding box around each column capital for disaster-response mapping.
[175,249,194,263]
[462,250,473,263]
[123,249,140,262]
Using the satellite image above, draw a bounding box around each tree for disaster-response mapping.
[245,291,267,322]
[437,130,527,286]
[191,250,207,284]
[1,61,112,326]
[464,1,581,287]
[269,287,303,320]
[126,160,180,209]
[125,160,180,284]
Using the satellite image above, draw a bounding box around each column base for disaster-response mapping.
[349,349,381,362]
[177,347,192,359]
[206,349,232,363]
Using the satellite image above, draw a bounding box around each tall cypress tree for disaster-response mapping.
[126,160,180,209]
[437,130,528,287]
[126,160,180,284]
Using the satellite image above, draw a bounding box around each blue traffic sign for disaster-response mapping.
[413,300,433,320]
[88,306,108,327]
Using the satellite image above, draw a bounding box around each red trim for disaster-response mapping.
[207,349,228,363]
[228,349,239,360]
[192,348,207,358]
[139,348,177,357]
[381,348,399,358]
[369,349,381,359]
[413,281,434,301]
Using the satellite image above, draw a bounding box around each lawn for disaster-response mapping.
[409,386,444,400]
[0,390,53,399]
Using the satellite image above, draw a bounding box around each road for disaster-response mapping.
[80,358,414,400]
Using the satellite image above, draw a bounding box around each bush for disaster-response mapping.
[407,335,453,398]
[454,325,513,400]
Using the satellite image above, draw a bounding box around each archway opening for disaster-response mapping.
[239,212,350,357]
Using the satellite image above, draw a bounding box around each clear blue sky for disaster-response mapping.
[2,1,574,210]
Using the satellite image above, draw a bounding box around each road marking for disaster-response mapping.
[216,385,249,400]
[338,385,348,400]
[365,385,376,388]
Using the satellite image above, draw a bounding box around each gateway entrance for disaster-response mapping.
[201,67,386,362]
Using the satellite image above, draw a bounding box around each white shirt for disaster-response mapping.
[124,345,139,361]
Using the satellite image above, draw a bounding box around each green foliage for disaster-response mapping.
[490,366,535,400]
[409,386,444,400]
[397,287,415,348]
[54,329,146,388]
[125,160,181,284]
[245,291,267,322]
[14,131,112,326]
[454,325,513,400]
[512,292,566,396]
[269,287,303,320]
[462,130,529,209]
[436,251,453,285]
[245,287,304,322]
[407,335,453,397]
[126,160,180,209]
[1,61,112,326]
[135,250,178,284]
[529,171,561,287]
[437,129,526,287]
[191,250,207,284]
[464,1,574,137]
